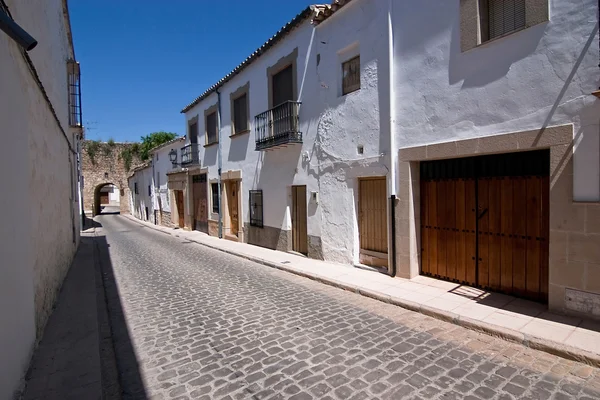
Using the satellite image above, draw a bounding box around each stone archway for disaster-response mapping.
[93,182,121,215]
[81,140,142,216]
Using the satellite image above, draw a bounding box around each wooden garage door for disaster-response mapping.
[420,150,549,302]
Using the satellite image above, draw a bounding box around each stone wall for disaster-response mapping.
[81,141,142,215]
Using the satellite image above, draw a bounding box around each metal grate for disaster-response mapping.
[487,0,526,40]
[181,143,200,165]
[254,101,302,151]
[211,183,219,213]
[342,56,360,95]
[249,190,263,227]
[67,60,82,127]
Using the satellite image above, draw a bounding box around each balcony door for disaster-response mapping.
[272,65,294,107]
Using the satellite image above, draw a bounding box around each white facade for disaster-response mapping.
[181,2,390,264]
[391,0,599,201]
[151,138,185,214]
[129,164,155,223]
[179,0,600,316]
[0,0,82,397]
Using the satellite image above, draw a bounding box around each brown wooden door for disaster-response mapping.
[359,178,388,255]
[175,190,185,228]
[193,174,208,233]
[420,151,549,302]
[292,185,308,254]
[227,181,239,237]
[272,65,294,107]
[99,192,109,205]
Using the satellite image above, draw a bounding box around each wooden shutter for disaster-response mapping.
[272,65,294,107]
[342,56,361,95]
[233,94,248,134]
[488,0,526,40]
[206,112,217,144]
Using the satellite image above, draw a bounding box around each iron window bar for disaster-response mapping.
[249,190,263,227]
[67,60,82,128]
[181,143,200,165]
[255,101,302,151]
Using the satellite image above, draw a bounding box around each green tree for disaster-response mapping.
[139,131,178,161]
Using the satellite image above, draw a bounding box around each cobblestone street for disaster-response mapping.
[96,212,600,400]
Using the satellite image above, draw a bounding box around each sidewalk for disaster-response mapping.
[124,213,600,366]
[21,230,103,400]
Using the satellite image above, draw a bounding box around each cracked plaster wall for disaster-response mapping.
[392,0,600,201]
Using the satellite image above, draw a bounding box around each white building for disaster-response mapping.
[128,162,154,223]
[175,0,599,319]
[151,137,185,227]
[0,0,82,397]
[174,2,391,267]
[390,0,600,317]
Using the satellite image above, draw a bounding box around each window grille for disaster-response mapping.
[482,0,526,41]
[67,60,82,127]
[249,190,263,227]
[342,56,360,95]
[211,183,219,213]
[233,94,248,134]
[206,112,218,145]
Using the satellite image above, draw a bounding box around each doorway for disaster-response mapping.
[175,190,185,228]
[291,185,308,255]
[226,181,239,237]
[420,150,550,302]
[358,177,388,267]
[193,174,208,233]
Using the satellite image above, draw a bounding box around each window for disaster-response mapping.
[206,112,218,145]
[342,56,360,95]
[461,0,547,52]
[480,0,526,42]
[211,183,219,213]
[67,60,82,127]
[156,172,160,187]
[189,121,199,144]
[232,93,249,134]
[148,185,151,196]
[249,190,263,228]
[134,182,138,194]
[156,152,159,161]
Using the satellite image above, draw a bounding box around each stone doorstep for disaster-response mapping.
[122,213,600,368]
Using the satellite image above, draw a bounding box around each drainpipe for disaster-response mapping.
[216,89,223,239]
[388,0,397,277]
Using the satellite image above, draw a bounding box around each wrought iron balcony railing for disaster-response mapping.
[181,143,200,165]
[255,101,302,151]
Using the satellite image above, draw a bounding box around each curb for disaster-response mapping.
[120,214,600,368]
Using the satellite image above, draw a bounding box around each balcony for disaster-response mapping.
[181,143,200,165]
[255,101,302,151]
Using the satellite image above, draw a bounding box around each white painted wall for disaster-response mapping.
[0,0,80,397]
[391,0,600,201]
[183,1,388,263]
[151,139,185,213]
[107,184,120,203]
[129,165,155,222]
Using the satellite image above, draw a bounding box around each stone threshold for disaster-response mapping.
[123,213,600,367]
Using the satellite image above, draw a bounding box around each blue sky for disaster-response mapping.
[69,0,315,142]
